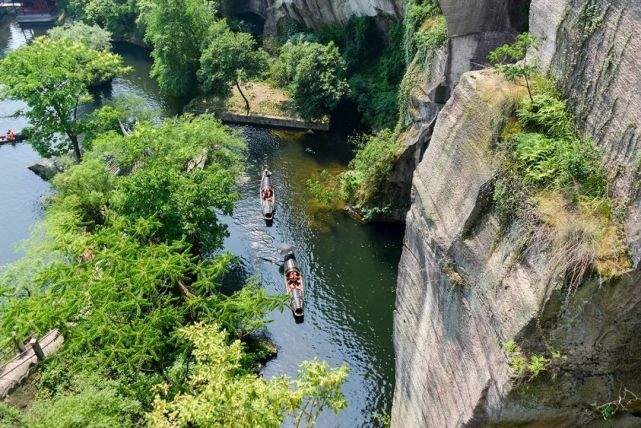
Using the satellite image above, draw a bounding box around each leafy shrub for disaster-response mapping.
[270,41,348,120]
[47,22,113,51]
[147,323,349,427]
[340,130,399,210]
[27,375,142,427]
[66,0,140,38]
[403,0,444,62]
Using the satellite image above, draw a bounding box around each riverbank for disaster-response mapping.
[187,82,330,131]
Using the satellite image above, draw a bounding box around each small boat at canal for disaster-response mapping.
[260,168,275,224]
[0,131,22,145]
[283,252,304,322]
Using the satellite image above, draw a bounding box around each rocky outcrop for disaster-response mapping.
[392,68,641,427]
[267,0,403,31]
[440,0,530,88]
[529,0,641,266]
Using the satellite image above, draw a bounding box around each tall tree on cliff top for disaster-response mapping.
[198,22,268,113]
[140,0,216,98]
[0,37,129,160]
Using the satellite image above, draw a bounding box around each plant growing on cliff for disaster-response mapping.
[0,37,129,160]
[488,33,538,103]
[198,22,269,113]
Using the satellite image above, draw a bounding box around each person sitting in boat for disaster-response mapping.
[286,271,301,290]
[6,130,16,142]
[261,187,273,200]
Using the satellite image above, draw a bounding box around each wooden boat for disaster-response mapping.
[0,132,23,145]
[260,169,275,224]
[283,253,304,322]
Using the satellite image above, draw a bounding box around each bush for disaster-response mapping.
[271,41,348,120]
[340,130,399,210]
[47,22,112,51]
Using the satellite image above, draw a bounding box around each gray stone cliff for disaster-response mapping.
[392,0,641,426]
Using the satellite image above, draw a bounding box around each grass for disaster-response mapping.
[493,75,631,285]
[188,81,327,123]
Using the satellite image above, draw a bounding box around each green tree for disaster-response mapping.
[140,0,215,98]
[0,37,129,159]
[66,0,140,39]
[147,323,349,427]
[488,32,539,103]
[47,21,113,51]
[274,41,348,121]
[198,23,268,113]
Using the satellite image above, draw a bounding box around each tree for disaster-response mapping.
[47,21,113,51]
[198,23,268,113]
[488,32,539,103]
[66,0,140,39]
[272,41,348,121]
[147,323,349,427]
[140,0,215,98]
[0,37,129,160]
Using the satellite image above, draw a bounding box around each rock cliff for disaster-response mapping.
[392,0,641,426]
[267,0,403,31]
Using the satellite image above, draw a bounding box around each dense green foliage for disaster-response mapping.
[148,323,349,426]
[315,17,406,130]
[403,0,444,62]
[0,37,129,159]
[47,22,113,51]
[140,0,215,98]
[0,115,348,424]
[65,0,140,39]
[271,41,348,120]
[198,22,268,111]
[340,130,399,217]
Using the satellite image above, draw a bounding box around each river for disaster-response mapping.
[0,19,403,427]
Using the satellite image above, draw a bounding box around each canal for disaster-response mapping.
[0,19,403,426]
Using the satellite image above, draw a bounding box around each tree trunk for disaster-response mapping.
[524,74,534,104]
[69,133,82,161]
[236,80,250,114]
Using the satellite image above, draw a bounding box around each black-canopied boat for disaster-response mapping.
[283,252,304,322]
[260,168,275,224]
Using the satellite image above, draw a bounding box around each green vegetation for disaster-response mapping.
[315,17,406,130]
[148,323,348,426]
[270,40,348,121]
[0,37,129,159]
[492,73,630,282]
[46,22,113,51]
[65,0,140,39]
[140,0,215,98]
[198,22,269,113]
[0,115,348,425]
[503,341,558,381]
[340,130,399,218]
[488,33,538,103]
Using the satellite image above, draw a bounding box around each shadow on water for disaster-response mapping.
[0,21,404,426]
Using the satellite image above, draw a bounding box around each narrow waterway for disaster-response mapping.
[0,19,403,427]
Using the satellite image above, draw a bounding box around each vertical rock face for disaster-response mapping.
[392,68,641,428]
[530,0,641,265]
[393,1,641,426]
[439,0,530,87]
[267,0,403,30]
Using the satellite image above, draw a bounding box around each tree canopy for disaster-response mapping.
[140,0,216,98]
[66,0,140,39]
[47,21,113,51]
[0,37,129,159]
[198,22,268,112]
[0,114,348,425]
[271,41,348,121]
